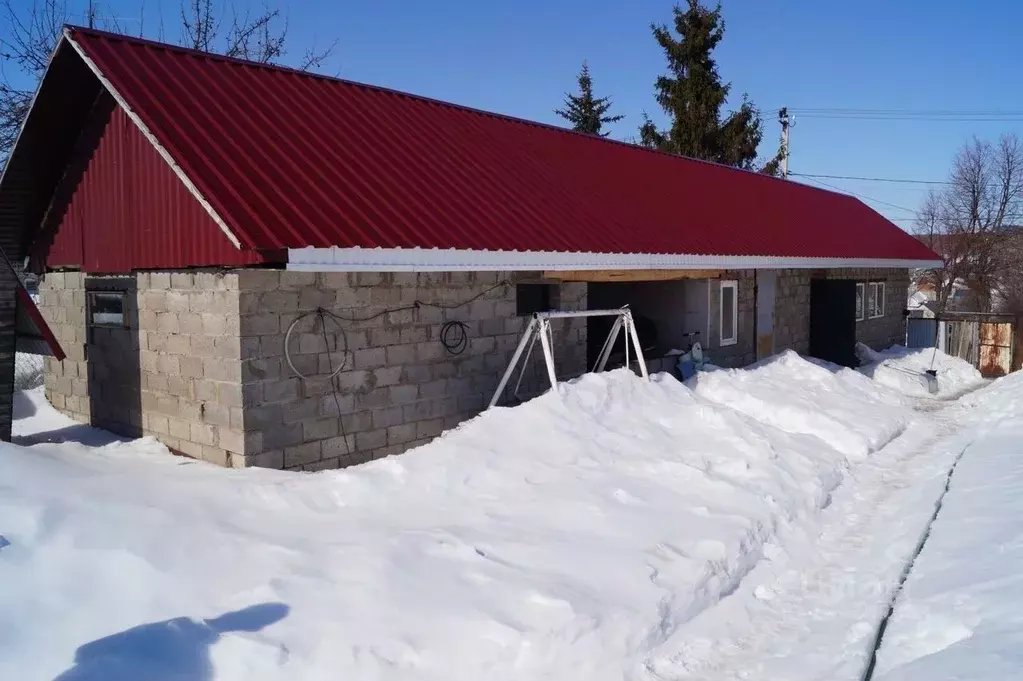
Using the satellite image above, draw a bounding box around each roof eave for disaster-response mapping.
[286,246,944,272]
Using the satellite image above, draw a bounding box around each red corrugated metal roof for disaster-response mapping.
[66,27,938,263]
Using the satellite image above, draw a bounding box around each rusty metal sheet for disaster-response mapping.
[980,343,1012,378]
[980,322,1013,347]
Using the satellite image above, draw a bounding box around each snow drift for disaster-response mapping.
[856,344,985,399]
[1,352,924,680]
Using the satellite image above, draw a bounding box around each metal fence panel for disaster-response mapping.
[906,318,938,348]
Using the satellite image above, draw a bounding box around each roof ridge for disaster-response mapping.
[65,24,839,197]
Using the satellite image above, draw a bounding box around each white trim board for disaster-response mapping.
[64,31,243,249]
[287,246,943,272]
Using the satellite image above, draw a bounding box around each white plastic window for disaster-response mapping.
[719,280,738,346]
[855,282,865,321]
[869,281,886,319]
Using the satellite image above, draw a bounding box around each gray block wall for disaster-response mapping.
[236,270,587,470]
[708,270,757,368]
[771,267,910,356]
[40,270,246,465]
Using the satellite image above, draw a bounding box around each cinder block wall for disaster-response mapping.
[236,270,587,470]
[774,268,812,354]
[708,270,757,368]
[40,270,247,465]
[40,272,90,422]
[772,268,910,356]
[827,267,909,349]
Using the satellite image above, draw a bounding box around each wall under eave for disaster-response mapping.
[35,95,272,273]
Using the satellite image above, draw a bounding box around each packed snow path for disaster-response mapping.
[0,348,1010,681]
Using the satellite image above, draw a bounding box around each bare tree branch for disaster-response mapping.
[916,134,1023,314]
[0,0,339,166]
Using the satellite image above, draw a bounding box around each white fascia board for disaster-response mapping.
[65,30,243,249]
[287,246,944,272]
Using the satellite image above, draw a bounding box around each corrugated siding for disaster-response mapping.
[68,28,941,264]
[43,101,265,273]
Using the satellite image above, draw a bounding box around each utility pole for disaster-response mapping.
[778,107,790,179]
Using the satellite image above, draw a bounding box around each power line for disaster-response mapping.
[791,172,948,185]
[801,177,918,213]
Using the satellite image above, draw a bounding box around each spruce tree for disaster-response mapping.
[639,1,782,173]
[555,61,624,136]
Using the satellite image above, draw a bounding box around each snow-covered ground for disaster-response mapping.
[873,372,1023,680]
[0,347,1016,681]
[855,343,986,400]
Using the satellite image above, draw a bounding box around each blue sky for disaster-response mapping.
[7,0,1023,227]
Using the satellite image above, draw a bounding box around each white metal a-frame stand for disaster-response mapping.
[488,307,649,408]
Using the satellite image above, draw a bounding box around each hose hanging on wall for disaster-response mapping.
[283,308,350,381]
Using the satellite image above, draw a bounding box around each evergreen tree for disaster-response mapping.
[555,61,624,136]
[639,1,782,173]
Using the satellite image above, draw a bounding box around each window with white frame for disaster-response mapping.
[868,281,886,319]
[855,282,865,321]
[719,280,738,346]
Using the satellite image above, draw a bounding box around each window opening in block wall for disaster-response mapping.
[516,284,556,315]
[855,282,866,321]
[719,280,737,346]
[88,291,127,328]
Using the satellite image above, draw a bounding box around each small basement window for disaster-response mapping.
[88,291,127,327]
[869,281,886,319]
[855,282,865,321]
[516,284,554,315]
[719,280,737,346]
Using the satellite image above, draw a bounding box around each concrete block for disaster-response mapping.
[202,446,230,467]
[403,364,432,384]
[157,354,180,375]
[282,397,322,423]
[340,410,373,434]
[372,406,404,429]
[303,417,339,441]
[318,392,357,417]
[384,343,416,365]
[170,272,194,289]
[263,377,300,402]
[353,347,386,370]
[218,428,245,454]
[202,402,232,427]
[247,450,284,469]
[180,356,205,379]
[263,422,305,449]
[190,422,219,447]
[416,418,444,439]
[387,422,417,445]
[285,441,322,467]
[156,312,180,334]
[388,384,419,404]
[202,313,228,336]
[305,458,341,472]
[355,428,387,451]
[322,435,356,458]
[419,379,448,399]
[165,334,191,355]
[242,313,281,335]
[168,418,191,440]
[280,271,316,290]
[203,358,241,382]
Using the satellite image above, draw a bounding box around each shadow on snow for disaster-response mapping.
[52,602,290,681]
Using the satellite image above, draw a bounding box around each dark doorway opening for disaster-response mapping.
[809,279,857,367]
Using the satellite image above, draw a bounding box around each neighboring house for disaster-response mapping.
[0,27,941,468]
